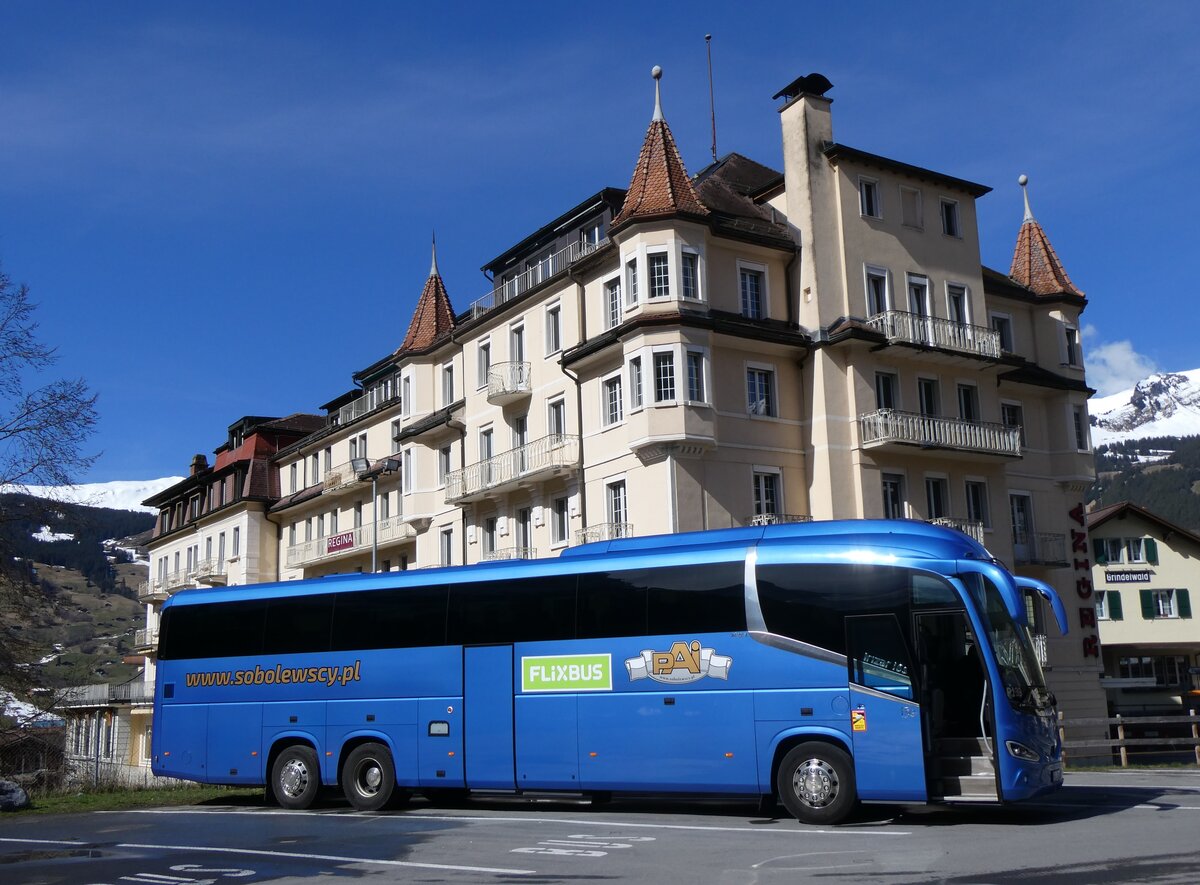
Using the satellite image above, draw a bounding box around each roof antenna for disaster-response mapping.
[706,34,717,163]
[1018,174,1034,223]
[430,231,439,276]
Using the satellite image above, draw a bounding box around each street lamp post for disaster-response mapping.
[353,457,400,573]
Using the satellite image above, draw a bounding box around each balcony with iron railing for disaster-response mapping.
[137,567,195,603]
[866,311,1002,360]
[859,409,1022,458]
[333,377,403,427]
[189,557,226,585]
[482,547,538,562]
[285,516,418,570]
[467,238,607,320]
[749,513,813,526]
[486,361,532,406]
[929,517,986,544]
[445,434,581,504]
[132,628,159,653]
[1014,531,1068,567]
[60,681,155,708]
[575,522,633,545]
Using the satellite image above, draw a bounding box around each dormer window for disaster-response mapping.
[859,178,881,219]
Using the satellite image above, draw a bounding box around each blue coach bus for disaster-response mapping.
[151,520,1066,824]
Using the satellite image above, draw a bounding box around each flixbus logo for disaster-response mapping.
[626,640,732,685]
[521,653,612,693]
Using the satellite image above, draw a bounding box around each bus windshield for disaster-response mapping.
[961,572,1050,712]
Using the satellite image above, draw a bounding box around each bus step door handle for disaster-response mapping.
[663,698,675,706]
[289,716,298,723]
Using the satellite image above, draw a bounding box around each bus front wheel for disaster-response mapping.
[342,742,406,812]
[776,742,857,825]
[271,745,321,810]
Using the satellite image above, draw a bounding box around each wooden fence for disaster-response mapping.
[1059,709,1200,766]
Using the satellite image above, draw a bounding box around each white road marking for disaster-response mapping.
[0,837,89,846]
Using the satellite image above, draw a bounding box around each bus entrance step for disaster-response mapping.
[933,737,992,756]
[930,753,995,777]
[933,774,998,799]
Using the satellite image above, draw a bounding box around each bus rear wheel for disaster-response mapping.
[342,742,407,811]
[776,742,857,825]
[271,745,321,810]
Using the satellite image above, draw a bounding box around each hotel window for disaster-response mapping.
[747,367,776,417]
[625,258,639,306]
[232,527,240,557]
[1140,589,1192,620]
[1064,326,1081,367]
[925,477,948,520]
[401,375,411,416]
[653,352,675,402]
[606,479,628,525]
[687,350,706,402]
[310,454,320,485]
[603,374,624,426]
[681,252,699,300]
[1001,402,1025,447]
[1125,538,1146,563]
[965,480,990,528]
[353,500,363,529]
[1072,405,1089,451]
[477,341,491,389]
[440,528,454,567]
[330,510,338,533]
[442,363,455,406]
[1096,590,1123,621]
[510,324,525,364]
[918,378,940,417]
[317,514,325,538]
[290,463,298,493]
[324,446,332,474]
[940,198,960,237]
[957,384,979,422]
[947,284,968,326]
[391,420,401,453]
[875,372,898,410]
[900,186,923,229]
[648,252,670,299]
[438,445,452,486]
[859,177,881,218]
[548,398,566,437]
[379,491,390,521]
[401,449,412,494]
[1119,654,1190,685]
[628,357,643,410]
[552,496,570,545]
[990,313,1014,352]
[908,274,930,318]
[483,517,497,556]
[752,471,779,518]
[881,473,906,520]
[605,278,622,328]
[740,268,764,319]
[866,268,888,316]
[545,304,562,355]
[304,519,312,542]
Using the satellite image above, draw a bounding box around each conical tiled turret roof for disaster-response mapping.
[1008,177,1083,297]
[398,238,456,353]
[611,67,709,230]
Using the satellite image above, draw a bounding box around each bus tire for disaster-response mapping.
[776,742,857,825]
[271,744,321,811]
[342,742,403,812]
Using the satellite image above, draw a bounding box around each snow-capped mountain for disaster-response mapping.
[1090,369,1200,447]
[4,477,184,513]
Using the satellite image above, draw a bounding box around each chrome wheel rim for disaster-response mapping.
[279,758,311,799]
[792,758,839,808]
[354,759,383,797]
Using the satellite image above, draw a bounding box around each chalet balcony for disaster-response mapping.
[749,513,813,526]
[285,516,418,570]
[929,517,985,544]
[132,628,159,654]
[445,434,580,504]
[1014,531,1068,567]
[859,409,1022,458]
[486,361,532,405]
[866,311,1002,360]
[482,547,538,562]
[189,558,226,585]
[575,522,633,545]
[467,238,607,320]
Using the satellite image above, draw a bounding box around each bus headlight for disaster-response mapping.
[1006,740,1039,762]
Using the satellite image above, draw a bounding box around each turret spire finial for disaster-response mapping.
[651,65,664,122]
[1018,174,1034,224]
[430,231,438,277]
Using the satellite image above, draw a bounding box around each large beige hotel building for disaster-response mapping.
[63,70,1109,779]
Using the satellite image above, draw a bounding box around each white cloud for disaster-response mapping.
[1082,325,1158,396]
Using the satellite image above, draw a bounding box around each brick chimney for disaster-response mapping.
[189,454,208,476]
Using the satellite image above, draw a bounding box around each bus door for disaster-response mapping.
[844,614,926,801]
[463,644,516,790]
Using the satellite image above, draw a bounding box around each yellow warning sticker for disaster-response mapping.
[851,707,867,732]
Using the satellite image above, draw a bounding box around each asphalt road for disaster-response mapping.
[3,770,1200,884]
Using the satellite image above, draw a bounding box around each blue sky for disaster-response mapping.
[3,1,1198,482]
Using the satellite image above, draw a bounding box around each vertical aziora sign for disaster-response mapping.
[521,654,612,692]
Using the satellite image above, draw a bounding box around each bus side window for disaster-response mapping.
[911,574,959,607]
[845,614,914,699]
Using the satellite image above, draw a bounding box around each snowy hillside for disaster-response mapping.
[1090,369,1200,447]
[6,477,184,513]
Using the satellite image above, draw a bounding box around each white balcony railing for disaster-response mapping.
[487,361,532,405]
[285,516,417,569]
[929,517,985,544]
[445,434,581,504]
[133,628,158,651]
[859,409,1022,457]
[750,513,813,526]
[189,558,226,585]
[575,522,633,545]
[335,373,402,427]
[60,682,156,707]
[482,547,538,562]
[467,239,607,320]
[1014,531,1068,566]
[866,310,1002,360]
[136,580,170,603]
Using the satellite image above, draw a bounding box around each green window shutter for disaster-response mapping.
[1178,589,1192,619]
[1140,589,1156,620]
[1108,590,1123,621]
[1093,538,1107,565]
[1145,538,1158,565]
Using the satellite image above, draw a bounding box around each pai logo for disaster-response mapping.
[625,640,732,685]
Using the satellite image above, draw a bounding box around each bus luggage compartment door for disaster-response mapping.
[464,645,516,790]
[845,615,926,801]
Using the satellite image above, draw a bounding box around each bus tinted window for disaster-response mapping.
[160,599,267,660]
[577,570,648,638]
[647,562,746,634]
[331,585,448,650]
[448,575,577,644]
[264,594,335,655]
